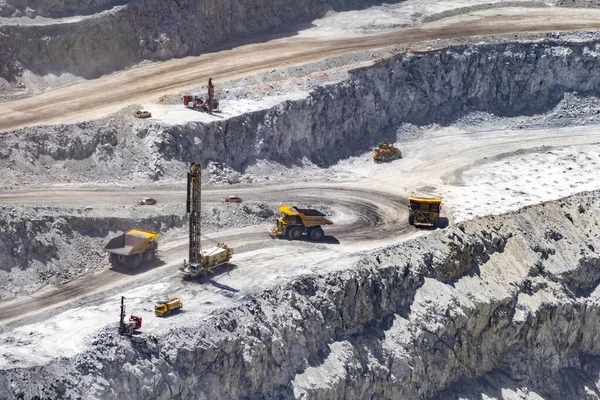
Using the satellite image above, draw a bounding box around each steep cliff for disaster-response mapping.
[2,189,599,399]
[3,38,600,185]
[0,0,389,83]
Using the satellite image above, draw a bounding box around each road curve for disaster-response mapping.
[2,7,600,130]
[0,186,411,325]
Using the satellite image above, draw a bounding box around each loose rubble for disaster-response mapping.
[2,191,600,399]
[2,1,600,399]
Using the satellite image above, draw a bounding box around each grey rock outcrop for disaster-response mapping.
[4,37,600,186]
[2,190,600,399]
[153,38,600,170]
[0,0,391,83]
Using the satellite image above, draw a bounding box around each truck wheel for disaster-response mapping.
[309,227,325,241]
[144,251,154,262]
[129,255,141,269]
[288,227,303,240]
[409,215,414,225]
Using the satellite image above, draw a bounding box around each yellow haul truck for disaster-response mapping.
[104,229,159,268]
[154,298,182,317]
[408,196,442,227]
[269,205,333,241]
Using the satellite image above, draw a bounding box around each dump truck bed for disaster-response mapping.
[104,229,159,256]
[164,299,180,307]
[408,196,442,205]
[159,298,181,308]
[294,208,326,217]
[302,216,333,227]
[278,206,333,226]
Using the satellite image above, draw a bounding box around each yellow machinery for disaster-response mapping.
[180,163,234,278]
[269,205,333,241]
[104,228,159,268]
[181,243,234,278]
[373,142,402,163]
[154,298,182,317]
[408,196,442,227]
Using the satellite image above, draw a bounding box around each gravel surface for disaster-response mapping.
[3,1,600,398]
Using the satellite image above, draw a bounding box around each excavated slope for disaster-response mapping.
[160,38,600,170]
[2,37,600,186]
[0,205,186,299]
[0,202,275,300]
[2,190,599,399]
[0,0,387,83]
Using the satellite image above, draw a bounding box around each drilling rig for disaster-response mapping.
[183,78,219,114]
[119,296,142,336]
[180,162,234,278]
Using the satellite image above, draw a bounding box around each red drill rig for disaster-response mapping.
[183,78,219,114]
[119,296,142,336]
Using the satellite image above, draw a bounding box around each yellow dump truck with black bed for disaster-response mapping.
[269,205,333,241]
[408,196,442,227]
[104,228,159,268]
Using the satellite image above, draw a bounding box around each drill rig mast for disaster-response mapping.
[180,163,234,278]
[188,162,202,266]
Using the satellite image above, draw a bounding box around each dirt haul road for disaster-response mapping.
[2,7,600,130]
[2,123,600,325]
[0,186,411,325]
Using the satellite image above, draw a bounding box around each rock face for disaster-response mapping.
[0,0,387,83]
[2,190,600,399]
[134,37,600,169]
[0,0,126,18]
[0,201,275,300]
[3,37,600,185]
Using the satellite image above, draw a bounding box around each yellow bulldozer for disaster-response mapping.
[269,205,333,241]
[408,196,442,227]
[373,142,402,163]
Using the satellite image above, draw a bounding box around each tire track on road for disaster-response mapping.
[0,187,411,325]
[3,8,600,130]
